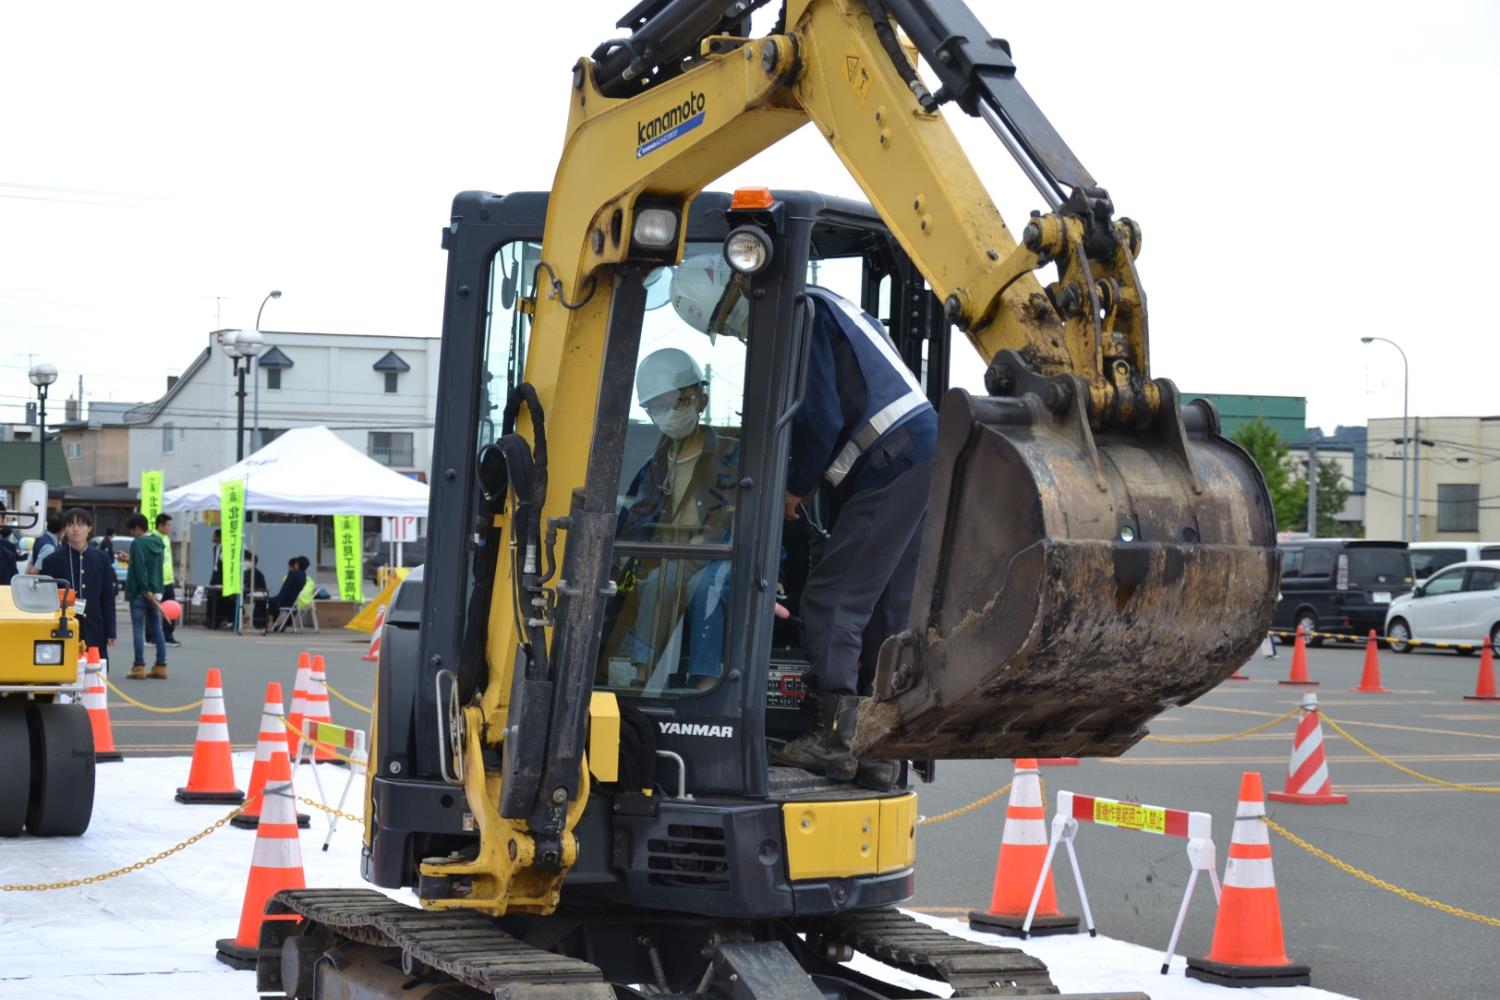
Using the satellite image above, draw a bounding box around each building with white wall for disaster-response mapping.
[1364,415,1500,541]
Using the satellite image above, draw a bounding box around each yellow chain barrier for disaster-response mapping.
[103,676,203,715]
[1320,714,1500,794]
[0,799,251,892]
[918,782,1012,827]
[298,795,364,825]
[324,681,372,715]
[1268,629,1489,653]
[1143,707,1299,745]
[282,717,367,769]
[1262,816,1500,928]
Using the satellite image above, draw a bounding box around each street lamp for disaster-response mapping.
[252,290,281,455]
[1360,336,1410,541]
[28,362,58,483]
[220,329,265,461]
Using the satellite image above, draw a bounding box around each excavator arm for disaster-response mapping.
[419,0,1276,917]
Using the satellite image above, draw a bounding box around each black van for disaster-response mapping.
[1272,540,1413,645]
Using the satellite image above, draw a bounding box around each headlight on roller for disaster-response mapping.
[632,208,679,249]
[34,641,64,665]
[723,226,772,275]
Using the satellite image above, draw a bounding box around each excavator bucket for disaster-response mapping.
[856,383,1278,761]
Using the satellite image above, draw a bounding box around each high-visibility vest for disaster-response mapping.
[156,530,175,586]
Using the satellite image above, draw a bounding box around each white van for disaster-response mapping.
[1409,542,1500,580]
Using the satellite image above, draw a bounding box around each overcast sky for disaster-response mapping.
[2,1,1495,434]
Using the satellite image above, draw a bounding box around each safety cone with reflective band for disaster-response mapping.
[1187,772,1310,987]
[283,652,313,759]
[81,648,122,763]
[1267,692,1348,805]
[968,759,1080,937]
[301,661,337,763]
[232,682,310,830]
[361,604,386,662]
[1464,640,1500,702]
[1278,626,1317,686]
[1351,630,1392,694]
[215,747,306,970]
[175,668,245,804]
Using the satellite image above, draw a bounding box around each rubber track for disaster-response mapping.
[813,909,1147,999]
[265,889,614,998]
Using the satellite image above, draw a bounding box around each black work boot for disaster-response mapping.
[772,693,860,781]
[855,759,901,791]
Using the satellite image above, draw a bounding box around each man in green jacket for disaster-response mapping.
[124,513,168,679]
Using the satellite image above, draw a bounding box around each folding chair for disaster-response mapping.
[268,578,321,634]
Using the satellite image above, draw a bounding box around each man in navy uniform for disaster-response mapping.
[41,508,117,664]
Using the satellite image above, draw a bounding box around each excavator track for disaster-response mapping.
[811,909,1146,999]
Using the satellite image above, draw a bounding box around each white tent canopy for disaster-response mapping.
[162,425,429,517]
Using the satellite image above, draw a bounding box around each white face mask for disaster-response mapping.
[651,406,699,440]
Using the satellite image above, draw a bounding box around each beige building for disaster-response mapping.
[1365,415,1500,541]
[59,401,138,487]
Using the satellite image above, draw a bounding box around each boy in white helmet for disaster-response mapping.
[607,347,739,689]
[669,256,935,784]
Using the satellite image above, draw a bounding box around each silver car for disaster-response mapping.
[1384,559,1500,654]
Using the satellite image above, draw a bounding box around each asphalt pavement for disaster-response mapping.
[95,622,1497,1000]
[909,643,1500,1000]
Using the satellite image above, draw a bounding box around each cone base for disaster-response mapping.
[1462,694,1500,701]
[95,751,124,763]
[214,937,261,971]
[1186,955,1310,988]
[1350,686,1392,694]
[967,910,1080,937]
[175,787,246,805]
[231,811,312,830]
[1277,680,1319,686]
[1267,790,1349,805]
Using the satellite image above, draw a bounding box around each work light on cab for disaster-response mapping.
[724,226,772,275]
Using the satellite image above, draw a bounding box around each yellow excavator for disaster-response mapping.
[251,1,1276,996]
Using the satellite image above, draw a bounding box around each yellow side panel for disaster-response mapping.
[588,691,620,784]
[783,793,917,881]
[0,589,79,685]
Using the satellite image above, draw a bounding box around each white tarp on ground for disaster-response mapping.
[0,756,1353,1000]
[161,425,429,517]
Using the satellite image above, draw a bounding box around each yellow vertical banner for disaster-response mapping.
[220,479,245,597]
[334,514,362,602]
[140,470,164,525]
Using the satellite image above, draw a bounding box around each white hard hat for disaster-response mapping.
[636,347,704,404]
[670,254,748,341]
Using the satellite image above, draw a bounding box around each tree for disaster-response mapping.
[1310,459,1352,537]
[1231,418,1303,532]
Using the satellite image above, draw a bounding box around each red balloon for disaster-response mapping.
[160,599,183,623]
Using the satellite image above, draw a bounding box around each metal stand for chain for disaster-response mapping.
[1021,811,1096,940]
[293,723,368,851]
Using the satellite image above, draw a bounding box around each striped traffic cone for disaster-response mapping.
[232,682,310,830]
[361,605,386,662]
[175,668,245,804]
[215,746,306,970]
[968,759,1080,936]
[1187,772,1311,987]
[283,652,313,759]
[81,648,122,763]
[1351,630,1392,694]
[302,661,338,763]
[1278,626,1317,686]
[1464,640,1499,702]
[1268,692,1348,805]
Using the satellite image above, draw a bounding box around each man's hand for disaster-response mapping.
[784,492,802,521]
[108,637,117,647]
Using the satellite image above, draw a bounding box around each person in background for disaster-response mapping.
[154,512,181,647]
[99,527,115,559]
[207,528,230,629]
[26,511,63,574]
[0,511,18,584]
[123,513,168,679]
[265,555,310,633]
[42,508,116,663]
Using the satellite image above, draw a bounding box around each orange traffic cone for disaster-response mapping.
[1464,640,1500,702]
[361,605,386,662]
[968,759,1080,936]
[1268,692,1348,805]
[81,648,122,763]
[301,661,337,763]
[1351,630,1392,694]
[176,668,245,804]
[215,746,306,969]
[283,652,313,759]
[233,682,310,830]
[1278,626,1317,686]
[1187,772,1310,987]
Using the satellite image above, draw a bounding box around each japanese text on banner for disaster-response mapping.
[140,470,164,525]
[334,515,362,602]
[1092,799,1167,835]
[220,479,245,597]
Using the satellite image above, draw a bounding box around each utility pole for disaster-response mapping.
[1306,439,1318,538]
[1411,417,1421,541]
